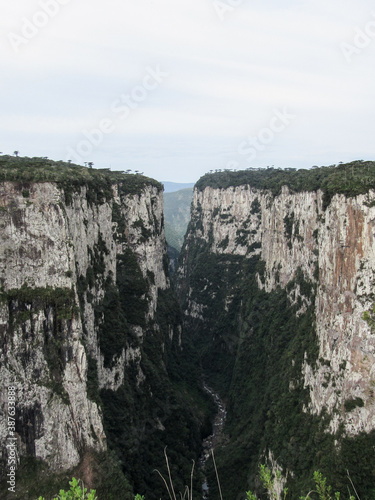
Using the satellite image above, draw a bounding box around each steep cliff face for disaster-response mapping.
[0,181,107,472]
[306,192,375,435]
[0,158,200,499]
[177,164,375,498]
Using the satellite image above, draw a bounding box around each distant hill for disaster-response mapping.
[164,187,194,251]
[162,181,195,193]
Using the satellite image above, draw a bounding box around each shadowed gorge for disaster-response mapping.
[1,158,375,499]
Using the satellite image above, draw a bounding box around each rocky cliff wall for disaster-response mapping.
[180,183,375,434]
[177,171,375,498]
[0,172,188,497]
[0,181,106,472]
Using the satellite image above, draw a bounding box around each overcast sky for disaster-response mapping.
[1,0,375,182]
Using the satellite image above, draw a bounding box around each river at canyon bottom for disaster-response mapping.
[198,383,227,499]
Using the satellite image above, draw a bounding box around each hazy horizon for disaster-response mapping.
[2,0,375,182]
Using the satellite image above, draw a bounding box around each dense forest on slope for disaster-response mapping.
[164,187,193,251]
[196,160,375,209]
[77,243,206,500]
[203,255,375,500]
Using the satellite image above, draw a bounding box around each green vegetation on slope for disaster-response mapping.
[163,187,193,251]
[0,155,162,204]
[2,452,133,500]
[164,222,181,252]
[0,285,76,323]
[196,160,375,209]
[74,236,206,499]
[99,284,207,499]
[179,239,375,500]
[178,238,245,393]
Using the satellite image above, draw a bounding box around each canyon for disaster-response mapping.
[1,158,375,499]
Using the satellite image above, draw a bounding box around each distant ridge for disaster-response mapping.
[162,181,195,193]
[164,187,194,251]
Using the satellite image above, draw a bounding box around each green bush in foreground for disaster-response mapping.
[37,466,358,500]
[36,477,97,500]
[246,466,356,500]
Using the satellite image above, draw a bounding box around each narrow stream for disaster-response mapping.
[198,383,227,498]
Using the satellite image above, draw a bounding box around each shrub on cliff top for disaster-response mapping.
[195,161,375,209]
[0,155,162,204]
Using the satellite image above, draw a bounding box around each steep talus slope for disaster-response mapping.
[0,157,203,499]
[177,163,375,499]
